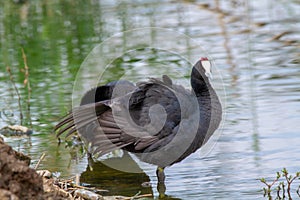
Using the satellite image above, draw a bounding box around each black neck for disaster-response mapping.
[190,67,211,97]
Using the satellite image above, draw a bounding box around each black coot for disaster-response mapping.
[55,57,222,192]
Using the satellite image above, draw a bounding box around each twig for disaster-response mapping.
[6,66,23,125]
[282,182,286,199]
[21,48,32,127]
[34,152,46,170]
[75,174,80,186]
[282,168,300,199]
[276,184,281,199]
[269,31,293,41]
[260,172,280,198]
[123,191,153,200]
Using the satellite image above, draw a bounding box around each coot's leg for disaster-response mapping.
[156,167,165,183]
[156,167,166,198]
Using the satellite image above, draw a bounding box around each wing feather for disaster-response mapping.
[55,75,192,158]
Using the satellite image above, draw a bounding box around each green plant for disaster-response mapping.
[260,168,300,199]
[5,48,32,127]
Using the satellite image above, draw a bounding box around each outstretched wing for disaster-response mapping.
[55,100,159,157]
[55,75,192,158]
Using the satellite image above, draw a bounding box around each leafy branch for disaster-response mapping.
[260,168,300,200]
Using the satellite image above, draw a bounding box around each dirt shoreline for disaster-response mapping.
[0,136,152,200]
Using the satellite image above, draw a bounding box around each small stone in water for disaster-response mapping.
[36,170,52,178]
[141,182,152,187]
[0,125,33,136]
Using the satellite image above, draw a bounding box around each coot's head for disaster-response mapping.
[192,57,212,79]
[191,57,212,94]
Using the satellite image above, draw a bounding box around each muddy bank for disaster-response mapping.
[0,136,152,200]
[0,136,43,200]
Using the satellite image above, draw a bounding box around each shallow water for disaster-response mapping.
[0,0,300,199]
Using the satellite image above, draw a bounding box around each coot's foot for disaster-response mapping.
[157,181,166,198]
[156,167,166,197]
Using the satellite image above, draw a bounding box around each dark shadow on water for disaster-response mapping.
[79,151,183,200]
[80,151,153,196]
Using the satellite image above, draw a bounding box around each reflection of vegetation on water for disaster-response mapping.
[0,0,103,66]
[0,0,299,199]
[0,0,106,131]
[104,47,190,85]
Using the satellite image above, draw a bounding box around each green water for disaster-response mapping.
[0,0,300,199]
